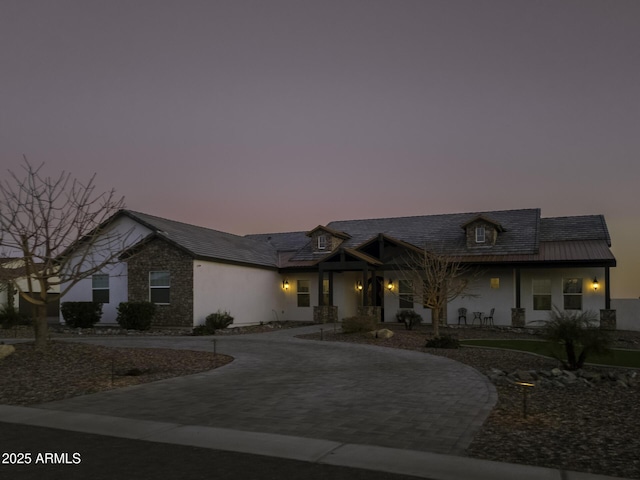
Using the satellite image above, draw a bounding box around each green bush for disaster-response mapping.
[116,301,156,331]
[342,315,378,334]
[425,334,460,349]
[395,310,422,330]
[0,305,29,329]
[193,310,234,335]
[61,301,103,328]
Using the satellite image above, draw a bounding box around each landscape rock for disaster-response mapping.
[0,344,16,360]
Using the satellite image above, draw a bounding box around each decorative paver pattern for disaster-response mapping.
[39,326,497,455]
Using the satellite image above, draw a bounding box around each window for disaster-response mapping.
[475,226,485,243]
[322,279,330,306]
[490,278,500,289]
[317,234,327,250]
[532,279,551,311]
[297,280,310,307]
[92,274,109,303]
[563,278,582,310]
[399,280,413,308]
[150,271,170,304]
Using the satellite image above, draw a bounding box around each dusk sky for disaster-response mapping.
[1,0,638,297]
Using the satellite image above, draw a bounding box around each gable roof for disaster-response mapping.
[121,210,278,268]
[539,215,611,245]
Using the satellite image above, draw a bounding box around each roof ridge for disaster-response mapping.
[124,210,248,240]
[327,208,540,225]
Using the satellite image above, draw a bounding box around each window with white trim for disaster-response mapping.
[92,274,109,303]
[297,280,310,307]
[399,280,413,308]
[317,234,327,250]
[563,278,582,310]
[475,226,485,243]
[149,271,170,304]
[532,278,551,310]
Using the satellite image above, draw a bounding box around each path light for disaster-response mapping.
[516,381,535,418]
[592,277,599,291]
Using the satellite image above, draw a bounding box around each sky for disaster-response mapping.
[1,0,638,297]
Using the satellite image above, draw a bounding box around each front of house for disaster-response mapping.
[60,208,617,329]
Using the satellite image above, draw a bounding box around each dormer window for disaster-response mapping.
[475,226,485,243]
[317,234,327,250]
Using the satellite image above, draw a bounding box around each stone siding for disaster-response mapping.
[600,309,617,330]
[127,238,194,327]
[314,305,338,323]
[511,308,526,327]
[357,306,382,322]
[465,220,498,248]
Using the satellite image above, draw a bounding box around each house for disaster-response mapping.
[60,208,617,329]
[0,258,61,320]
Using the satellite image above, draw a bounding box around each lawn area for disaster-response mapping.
[460,339,640,368]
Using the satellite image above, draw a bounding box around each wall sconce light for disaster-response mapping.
[356,281,363,292]
[387,279,394,291]
[282,280,289,290]
[592,277,599,291]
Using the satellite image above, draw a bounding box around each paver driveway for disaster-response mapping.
[38,325,497,455]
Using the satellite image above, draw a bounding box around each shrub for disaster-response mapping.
[61,301,103,328]
[116,301,156,331]
[543,307,611,370]
[193,310,234,335]
[342,315,378,334]
[425,334,460,349]
[395,310,422,330]
[0,305,29,329]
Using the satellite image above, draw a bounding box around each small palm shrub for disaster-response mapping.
[342,315,378,333]
[425,334,460,349]
[61,301,103,328]
[116,301,156,331]
[395,310,422,330]
[544,307,611,370]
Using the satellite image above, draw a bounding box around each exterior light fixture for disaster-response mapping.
[282,280,289,290]
[592,277,599,291]
[387,279,394,291]
[356,281,363,292]
[515,381,535,418]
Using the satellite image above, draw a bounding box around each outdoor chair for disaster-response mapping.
[484,308,495,326]
[457,308,467,325]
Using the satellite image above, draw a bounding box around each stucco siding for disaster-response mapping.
[193,261,281,326]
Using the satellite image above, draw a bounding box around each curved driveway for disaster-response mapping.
[38,325,497,455]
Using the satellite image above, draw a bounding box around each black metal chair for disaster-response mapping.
[457,308,467,325]
[484,308,495,326]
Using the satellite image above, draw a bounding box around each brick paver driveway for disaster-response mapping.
[38,325,497,455]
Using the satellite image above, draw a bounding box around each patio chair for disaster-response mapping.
[484,308,495,326]
[457,308,467,325]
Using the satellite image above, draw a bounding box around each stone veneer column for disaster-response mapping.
[511,308,526,328]
[357,306,382,322]
[313,306,338,324]
[599,309,617,330]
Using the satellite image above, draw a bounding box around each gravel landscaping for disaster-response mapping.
[1,322,639,479]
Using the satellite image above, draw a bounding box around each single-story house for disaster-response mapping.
[60,208,617,329]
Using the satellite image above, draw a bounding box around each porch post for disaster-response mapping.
[328,271,334,306]
[318,267,324,306]
[605,266,611,310]
[362,267,368,306]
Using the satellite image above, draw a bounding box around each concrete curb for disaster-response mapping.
[0,405,626,480]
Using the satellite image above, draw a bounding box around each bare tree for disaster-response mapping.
[395,246,478,338]
[0,158,133,349]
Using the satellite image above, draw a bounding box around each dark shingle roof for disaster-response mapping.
[539,215,611,245]
[289,209,541,261]
[244,231,309,252]
[123,211,278,268]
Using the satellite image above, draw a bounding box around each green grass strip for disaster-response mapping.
[460,339,640,368]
